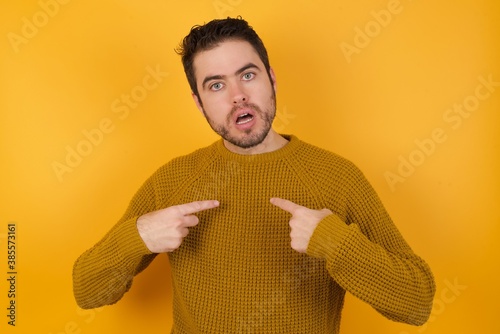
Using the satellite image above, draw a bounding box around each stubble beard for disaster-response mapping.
[203,93,276,149]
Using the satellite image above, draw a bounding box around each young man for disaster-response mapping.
[73,17,435,333]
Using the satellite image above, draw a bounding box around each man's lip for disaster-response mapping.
[233,108,255,124]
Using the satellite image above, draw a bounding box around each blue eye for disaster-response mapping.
[243,72,255,80]
[210,82,223,91]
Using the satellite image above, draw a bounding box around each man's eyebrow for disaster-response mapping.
[235,63,260,76]
[202,74,224,90]
[201,63,261,90]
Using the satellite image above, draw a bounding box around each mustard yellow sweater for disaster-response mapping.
[73,135,435,333]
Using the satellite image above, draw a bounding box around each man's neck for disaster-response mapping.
[223,130,289,155]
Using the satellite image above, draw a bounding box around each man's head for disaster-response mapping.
[176,17,283,153]
[176,16,273,101]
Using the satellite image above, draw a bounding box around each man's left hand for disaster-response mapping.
[270,197,333,253]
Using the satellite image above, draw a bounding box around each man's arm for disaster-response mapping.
[72,172,220,309]
[271,167,435,326]
[307,213,435,325]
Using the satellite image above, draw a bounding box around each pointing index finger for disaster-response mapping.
[175,200,220,216]
[270,197,302,214]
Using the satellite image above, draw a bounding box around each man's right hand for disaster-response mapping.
[137,200,220,253]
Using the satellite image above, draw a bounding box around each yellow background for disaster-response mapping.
[1,0,499,333]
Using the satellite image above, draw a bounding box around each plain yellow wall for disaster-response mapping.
[1,0,499,333]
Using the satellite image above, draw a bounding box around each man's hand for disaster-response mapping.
[270,198,333,253]
[137,200,220,253]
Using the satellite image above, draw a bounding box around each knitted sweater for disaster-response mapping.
[73,135,435,333]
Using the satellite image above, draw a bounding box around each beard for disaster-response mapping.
[202,93,276,149]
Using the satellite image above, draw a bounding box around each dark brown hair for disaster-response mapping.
[175,16,272,99]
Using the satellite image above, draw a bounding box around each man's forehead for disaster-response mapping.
[193,40,262,77]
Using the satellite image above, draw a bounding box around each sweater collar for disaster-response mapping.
[214,134,301,163]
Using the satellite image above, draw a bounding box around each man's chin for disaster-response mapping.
[223,129,270,150]
[225,137,263,150]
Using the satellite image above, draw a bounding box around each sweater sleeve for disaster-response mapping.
[72,175,158,309]
[306,164,436,326]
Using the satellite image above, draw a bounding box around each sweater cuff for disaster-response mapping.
[307,214,352,259]
[114,216,153,260]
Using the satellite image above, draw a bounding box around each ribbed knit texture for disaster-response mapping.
[73,135,435,333]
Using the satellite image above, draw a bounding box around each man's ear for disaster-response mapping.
[269,67,277,93]
[192,92,204,114]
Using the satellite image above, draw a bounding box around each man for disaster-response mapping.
[73,17,435,333]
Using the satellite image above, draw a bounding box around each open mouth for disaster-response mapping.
[235,112,254,125]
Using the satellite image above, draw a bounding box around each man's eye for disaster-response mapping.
[211,83,223,91]
[242,73,255,80]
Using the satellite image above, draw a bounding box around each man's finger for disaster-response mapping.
[175,200,220,216]
[270,197,302,214]
[181,215,200,228]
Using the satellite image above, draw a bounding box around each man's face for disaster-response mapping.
[192,40,277,150]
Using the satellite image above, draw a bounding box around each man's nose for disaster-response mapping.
[231,83,248,104]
